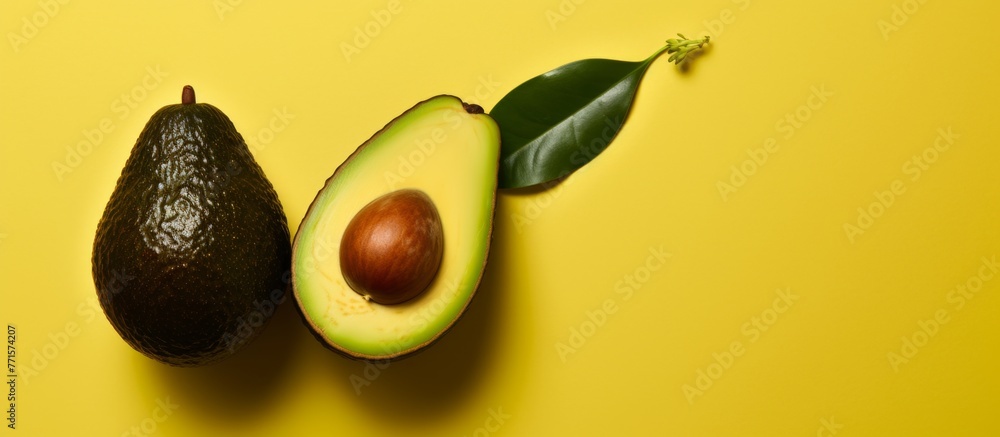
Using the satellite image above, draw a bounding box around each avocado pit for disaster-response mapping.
[339,189,444,305]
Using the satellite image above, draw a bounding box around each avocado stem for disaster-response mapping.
[462,102,484,115]
[182,85,196,105]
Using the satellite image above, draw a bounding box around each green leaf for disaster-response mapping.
[491,35,709,189]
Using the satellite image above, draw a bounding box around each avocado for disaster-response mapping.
[92,86,291,367]
[292,95,500,360]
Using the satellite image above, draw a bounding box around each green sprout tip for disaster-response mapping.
[665,33,710,65]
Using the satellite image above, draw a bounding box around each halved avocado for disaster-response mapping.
[292,95,500,360]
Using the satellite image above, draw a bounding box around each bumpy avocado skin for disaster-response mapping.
[92,100,290,367]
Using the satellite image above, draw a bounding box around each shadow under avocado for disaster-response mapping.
[147,202,514,425]
[499,176,571,197]
[149,294,304,421]
[315,203,515,425]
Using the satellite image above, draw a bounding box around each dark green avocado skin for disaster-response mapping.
[92,100,291,367]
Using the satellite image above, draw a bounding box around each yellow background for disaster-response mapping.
[2,0,999,435]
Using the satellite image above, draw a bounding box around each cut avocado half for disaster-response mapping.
[292,95,500,359]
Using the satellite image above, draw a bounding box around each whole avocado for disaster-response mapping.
[92,86,291,367]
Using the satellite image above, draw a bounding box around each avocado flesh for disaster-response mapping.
[92,88,291,367]
[293,95,500,359]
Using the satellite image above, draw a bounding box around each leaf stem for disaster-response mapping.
[649,33,711,65]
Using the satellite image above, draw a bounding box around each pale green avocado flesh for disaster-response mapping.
[292,95,500,359]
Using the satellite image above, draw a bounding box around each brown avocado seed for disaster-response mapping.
[339,189,444,305]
